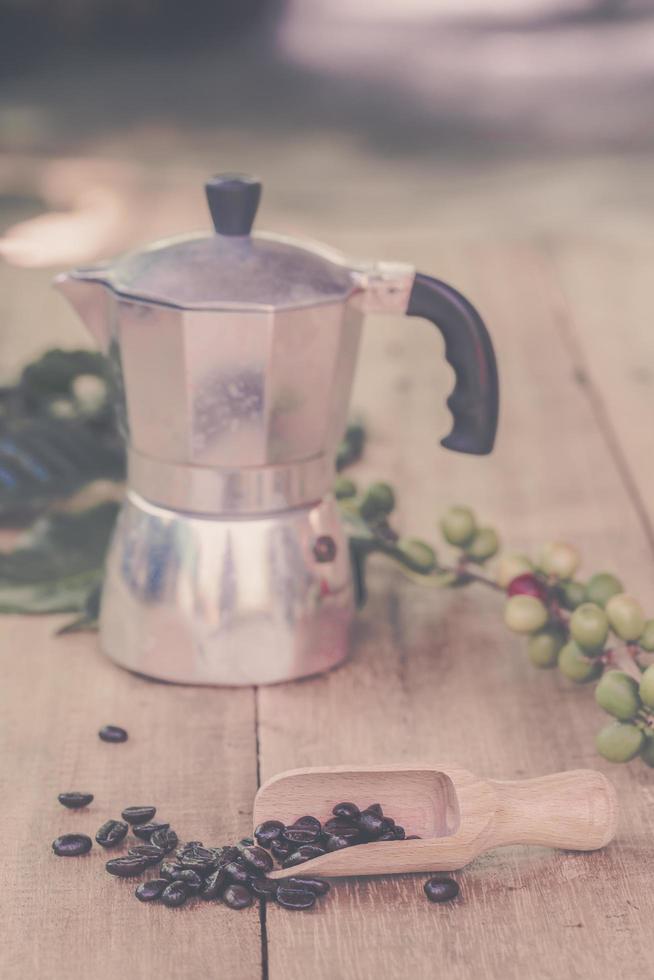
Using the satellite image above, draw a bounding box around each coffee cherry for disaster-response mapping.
[640,735,654,767]
[638,663,654,708]
[585,572,623,608]
[333,476,357,500]
[396,538,436,574]
[558,641,602,683]
[538,542,580,580]
[638,620,654,652]
[595,671,641,721]
[507,573,549,603]
[504,595,548,634]
[440,506,476,547]
[605,593,646,642]
[558,580,587,611]
[596,721,644,762]
[359,483,395,521]
[569,603,609,653]
[495,553,532,589]
[466,528,499,563]
[527,628,564,669]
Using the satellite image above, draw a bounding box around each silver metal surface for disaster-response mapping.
[352,261,416,314]
[99,491,354,685]
[128,449,332,515]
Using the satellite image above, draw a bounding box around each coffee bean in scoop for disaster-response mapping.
[254,819,284,849]
[57,792,93,809]
[98,725,128,743]
[222,884,252,910]
[121,806,156,825]
[332,802,360,820]
[424,876,459,903]
[238,844,273,874]
[52,833,93,857]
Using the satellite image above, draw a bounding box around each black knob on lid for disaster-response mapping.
[205,173,261,236]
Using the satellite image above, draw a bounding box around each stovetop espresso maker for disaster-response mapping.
[55,174,498,686]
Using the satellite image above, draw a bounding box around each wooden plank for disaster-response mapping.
[547,240,654,536]
[258,242,654,980]
[0,616,262,980]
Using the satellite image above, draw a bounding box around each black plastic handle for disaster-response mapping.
[205,173,261,236]
[406,272,499,455]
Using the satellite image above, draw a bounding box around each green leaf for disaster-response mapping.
[0,502,118,614]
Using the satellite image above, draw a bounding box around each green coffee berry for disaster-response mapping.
[538,541,580,580]
[558,641,602,683]
[569,602,609,653]
[440,506,477,547]
[605,593,646,643]
[359,482,395,522]
[639,663,654,709]
[527,628,564,669]
[559,580,587,611]
[504,595,548,635]
[396,538,437,575]
[585,572,623,608]
[466,527,500,563]
[639,620,654,652]
[596,721,644,763]
[595,671,641,721]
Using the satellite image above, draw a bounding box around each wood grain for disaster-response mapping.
[3,226,654,977]
[257,242,654,980]
[0,616,261,980]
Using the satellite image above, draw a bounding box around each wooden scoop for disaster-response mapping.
[253,765,618,880]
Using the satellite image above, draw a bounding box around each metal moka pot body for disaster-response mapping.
[55,174,499,685]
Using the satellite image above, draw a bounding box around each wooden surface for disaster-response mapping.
[3,232,654,979]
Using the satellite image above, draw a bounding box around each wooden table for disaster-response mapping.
[3,230,654,979]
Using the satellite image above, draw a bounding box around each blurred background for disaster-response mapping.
[1,0,654,376]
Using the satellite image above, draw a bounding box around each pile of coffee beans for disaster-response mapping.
[52,797,460,909]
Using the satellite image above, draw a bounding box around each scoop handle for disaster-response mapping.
[489,769,618,851]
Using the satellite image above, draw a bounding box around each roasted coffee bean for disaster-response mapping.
[282,816,321,845]
[150,828,178,853]
[254,820,285,849]
[332,802,360,821]
[324,834,354,852]
[96,819,128,848]
[98,725,128,743]
[424,876,459,903]
[161,882,188,907]
[323,817,359,835]
[363,804,384,818]
[282,844,325,868]
[121,806,156,825]
[128,844,164,866]
[324,825,360,846]
[135,878,168,902]
[378,832,396,841]
[52,833,92,857]
[217,845,241,866]
[224,860,250,884]
[222,883,252,910]
[133,822,169,841]
[57,792,93,809]
[270,839,292,862]
[392,826,406,840]
[358,811,384,838]
[176,846,217,873]
[106,856,149,878]
[276,884,316,910]
[286,876,330,896]
[238,844,273,874]
[160,861,183,881]
[173,869,203,894]
[249,877,278,900]
[200,867,227,900]
[239,837,255,847]
[406,835,421,840]
[379,817,395,832]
